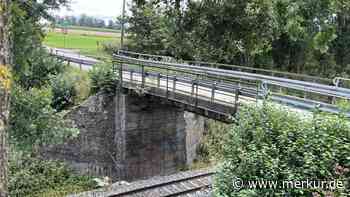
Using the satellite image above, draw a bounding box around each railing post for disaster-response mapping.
[173,76,177,92]
[211,82,217,103]
[166,66,169,99]
[141,63,145,88]
[191,80,195,97]
[234,88,240,114]
[157,73,161,88]
[195,80,199,107]
[130,70,134,83]
[119,62,123,90]
[332,77,340,104]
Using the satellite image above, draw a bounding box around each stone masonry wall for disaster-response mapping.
[41,92,205,181]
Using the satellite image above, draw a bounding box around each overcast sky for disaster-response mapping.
[57,0,129,17]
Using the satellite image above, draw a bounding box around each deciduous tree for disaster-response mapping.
[0,0,11,196]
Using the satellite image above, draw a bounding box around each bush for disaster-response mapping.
[9,86,79,152]
[89,63,117,95]
[50,74,78,111]
[50,67,91,111]
[101,41,119,55]
[9,154,96,197]
[14,47,66,89]
[214,103,350,196]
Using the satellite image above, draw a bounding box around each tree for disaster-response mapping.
[107,19,115,29]
[0,0,11,196]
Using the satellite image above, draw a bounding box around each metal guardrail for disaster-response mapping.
[114,55,244,122]
[50,50,350,117]
[117,50,332,85]
[49,48,100,66]
[113,53,350,117]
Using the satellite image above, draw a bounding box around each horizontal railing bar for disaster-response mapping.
[113,55,350,99]
[117,50,331,84]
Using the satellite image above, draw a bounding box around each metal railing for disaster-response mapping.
[117,50,333,85]
[113,55,249,122]
[50,50,350,117]
[113,53,350,117]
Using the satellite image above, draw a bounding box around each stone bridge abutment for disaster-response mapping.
[42,91,206,181]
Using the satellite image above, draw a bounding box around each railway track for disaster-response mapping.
[107,170,214,197]
[68,169,214,197]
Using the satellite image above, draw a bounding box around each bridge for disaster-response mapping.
[51,48,350,121]
[45,49,350,183]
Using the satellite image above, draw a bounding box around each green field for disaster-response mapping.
[56,25,121,33]
[44,30,121,58]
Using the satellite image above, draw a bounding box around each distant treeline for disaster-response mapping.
[55,14,122,30]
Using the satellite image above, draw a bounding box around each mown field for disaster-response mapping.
[44,27,121,58]
[56,25,121,33]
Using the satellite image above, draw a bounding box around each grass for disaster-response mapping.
[44,30,120,58]
[56,25,121,33]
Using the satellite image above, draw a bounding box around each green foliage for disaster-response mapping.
[11,1,68,89]
[50,74,77,111]
[128,0,350,77]
[101,41,120,55]
[127,1,169,55]
[214,103,350,196]
[9,86,79,152]
[9,154,95,197]
[197,120,231,162]
[50,66,91,111]
[89,63,117,95]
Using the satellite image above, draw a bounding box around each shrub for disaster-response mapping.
[101,41,119,55]
[50,67,91,111]
[9,154,96,197]
[14,47,66,89]
[89,63,117,95]
[9,86,79,152]
[50,73,78,111]
[214,103,350,197]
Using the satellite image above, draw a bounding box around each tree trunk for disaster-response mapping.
[0,0,11,196]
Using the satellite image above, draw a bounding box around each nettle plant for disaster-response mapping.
[214,102,350,197]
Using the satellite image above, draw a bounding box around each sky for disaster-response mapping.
[57,0,129,18]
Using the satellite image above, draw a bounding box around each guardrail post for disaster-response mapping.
[130,70,134,83]
[211,82,217,103]
[119,62,123,90]
[157,73,161,88]
[166,66,169,99]
[332,77,340,104]
[195,80,199,107]
[173,76,177,92]
[191,80,195,97]
[234,88,240,114]
[141,64,145,88]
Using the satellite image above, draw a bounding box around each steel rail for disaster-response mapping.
[108,171,214,197]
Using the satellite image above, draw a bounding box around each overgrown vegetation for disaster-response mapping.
[89,63,117,95]
[7,0,97,196]
[9,154,95,197]
[50,67,91,111]
[214,103,350,196]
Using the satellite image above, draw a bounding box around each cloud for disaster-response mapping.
[57,0,128,17]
